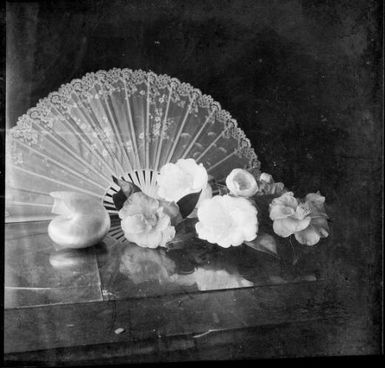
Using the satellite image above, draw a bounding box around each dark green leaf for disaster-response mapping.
[166,232,196,249]
[111,175,142,211]
[245,233,280,259]
[112,190,127,211]
[175,217,199,233]
[177,190,202,218]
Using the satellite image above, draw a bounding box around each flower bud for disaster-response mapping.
[225,168,258,197]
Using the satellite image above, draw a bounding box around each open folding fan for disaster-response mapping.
[6,68,261,241]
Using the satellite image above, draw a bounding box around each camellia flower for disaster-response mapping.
[269,191,329,246]
[157,158,208,202]
[256,172,286,196]
[195,195,258,248]
[225,168,259,197]
[294,192,329,246]
[119,192,176,248]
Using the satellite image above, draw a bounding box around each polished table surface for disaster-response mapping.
[3,220,363,363]
[5,221,320,309]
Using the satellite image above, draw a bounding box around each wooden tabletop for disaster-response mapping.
[3,221,363,363]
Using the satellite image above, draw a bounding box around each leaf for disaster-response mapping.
[166,218,199,249]
[112,190,128,211]
[177,190,202,219]
[175,217,199,234]
[166,232,196,249]
[245,233,280,258]
[111,175,142,211]
[112,176,141,197]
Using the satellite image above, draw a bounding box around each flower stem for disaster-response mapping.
[289,236,299,265]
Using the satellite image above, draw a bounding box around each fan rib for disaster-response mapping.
[7,186,52,197]
[145,77,150,169]
[7,201,52,208]
[74,96,125,175]
[7,201,53,207]
[14,139,109,190]
[206,151,237,172]
[166,96,195,164]
[11,165,102,199]
[123,80,141,169]
[196,131,225,162]
[107,210,119,214]
[49,103,117,178]
[181,109,215,159]
[154,86,173,171]
[99,94,133,173]
[6,216,55,223]
[37,127,112,183]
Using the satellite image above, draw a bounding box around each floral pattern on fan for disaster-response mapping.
[6,68,260,223]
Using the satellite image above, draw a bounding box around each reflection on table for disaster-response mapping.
[5,221,318,308]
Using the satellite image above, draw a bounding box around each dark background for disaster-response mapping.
[5,0,383,356]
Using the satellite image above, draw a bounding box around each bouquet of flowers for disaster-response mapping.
[113,158,330,260]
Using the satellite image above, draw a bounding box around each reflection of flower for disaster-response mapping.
[119,246,176,284]
[189,267,254,291]
[157,158,208,202]
[225,168,258,197]
[119,192,176,248]
[119,246,254,292]
[195,195,258,248]
[269,191,329,246]
[173,267,254,291]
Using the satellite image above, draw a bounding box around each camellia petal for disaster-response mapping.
[294,225,321,246]
[272,218,296,238]
[305,192,325,204]
[269,204,295,220]
[226,168,259,197]
[195,195,258,247]
[157,158,208,202]
[259,172,273,183]
[121,214,147,234]
[119,192,176,248]
[273,216,311,238]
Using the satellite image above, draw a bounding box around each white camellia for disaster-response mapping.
[119,192,177,248]
[226,168,259,197]
[269,191,329,246]
[157,158,208,202]
[269,192,311,238]
[195,195,258,248]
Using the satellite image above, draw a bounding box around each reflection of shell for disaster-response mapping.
[49,249,90,269]
[207,132,216,137]
[181,133,191,139]
[219,147,227,153]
